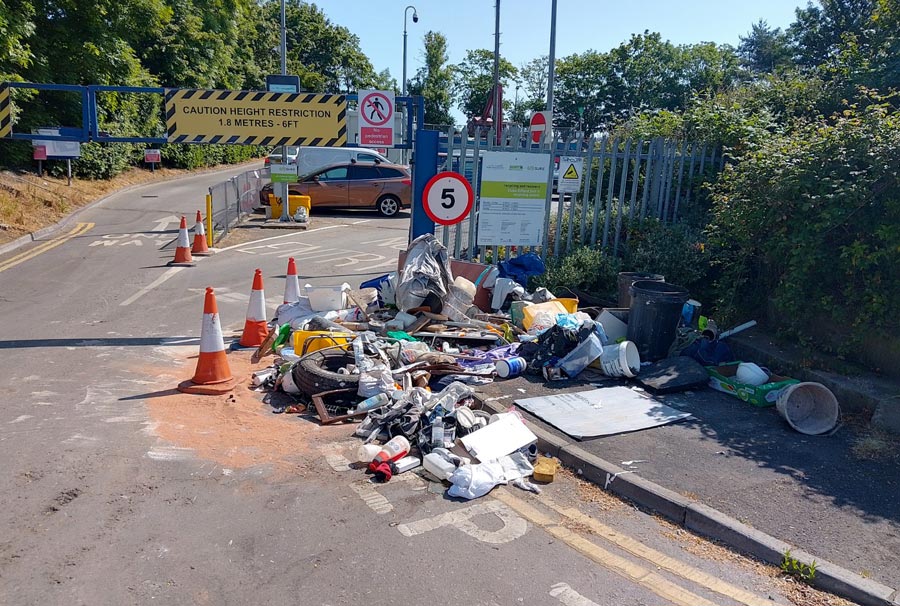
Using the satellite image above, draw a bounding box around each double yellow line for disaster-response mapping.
[0,222,94,273]
[494,490,786,606]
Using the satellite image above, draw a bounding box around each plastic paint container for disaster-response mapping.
[496,357,527,378]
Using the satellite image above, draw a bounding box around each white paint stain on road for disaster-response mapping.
[120,266,186,307]
[549,583,601,606]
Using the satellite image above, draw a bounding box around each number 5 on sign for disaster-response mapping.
[423,172,474,226]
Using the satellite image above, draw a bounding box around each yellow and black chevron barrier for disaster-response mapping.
[0,83,11,139]
[164,88,346,147]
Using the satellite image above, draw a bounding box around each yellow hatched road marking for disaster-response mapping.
[0,222,94,272]
[494,490,785,606]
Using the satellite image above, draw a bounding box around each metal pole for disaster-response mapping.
[402,31,408,97]
[403,6,417,97]
[547,0,557,117]
[492,0,501,135]
[280,0,287,75]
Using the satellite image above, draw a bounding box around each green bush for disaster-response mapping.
[69,142,140,179]
[532,246,621,301]
[623,218,710,295]
[708,99,900,345]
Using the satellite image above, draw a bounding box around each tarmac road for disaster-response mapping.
[0,167,825,606]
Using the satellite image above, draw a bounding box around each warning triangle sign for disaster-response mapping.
[563,163,579,179]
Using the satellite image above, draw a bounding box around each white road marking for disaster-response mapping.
[549,583,601,606]
[63,434,100,446]
[147,446,194,461]
[9,415,33,424]
[216,224,345,253]
[348,473,426,515]
[397,500,528,544]
[120,266,186,307]
[352,219,371,224]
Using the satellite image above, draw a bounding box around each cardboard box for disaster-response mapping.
[706,362,799,408]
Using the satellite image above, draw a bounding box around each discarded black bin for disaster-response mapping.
[617,272,665,308]
[627,280,689,362]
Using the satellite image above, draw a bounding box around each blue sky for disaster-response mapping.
[319,0,806,118]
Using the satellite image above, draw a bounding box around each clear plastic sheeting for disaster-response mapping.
[395,234,453,312]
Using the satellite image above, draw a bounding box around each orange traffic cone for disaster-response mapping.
[192,210,210,255]
[178,287,235,395]
[169,216,194,266]
[239,269,269,348]
[284,257,301,304]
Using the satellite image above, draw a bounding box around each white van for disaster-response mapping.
[295,147,390,177]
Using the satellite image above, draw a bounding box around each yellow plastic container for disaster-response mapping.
[556,298,579,314]
[268,194,312,218]
[292,330,353,355]
[522,300,569,330]
[533,457,558,483]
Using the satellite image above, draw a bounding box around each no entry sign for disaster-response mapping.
[423,172,473,226]
[530,111,550,144]
[359,89,395,148]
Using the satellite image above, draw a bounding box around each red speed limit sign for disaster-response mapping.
[422,172,473,226]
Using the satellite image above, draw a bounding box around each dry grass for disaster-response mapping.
[656,518,854,606]
[0,161,260,246]
[851,429,899,461]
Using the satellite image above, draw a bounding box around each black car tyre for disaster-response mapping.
[292,348,359,395]
[376,195,401,217]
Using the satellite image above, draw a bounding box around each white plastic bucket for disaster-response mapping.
[281,368,302,394]
[306,284,347,312]
[598,340,640,378]
[776,382,840,435]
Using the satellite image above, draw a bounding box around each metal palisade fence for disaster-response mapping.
[208,167,268,243]
[435,126,723,262]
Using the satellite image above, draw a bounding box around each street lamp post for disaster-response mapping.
[514,85,520,125]
[402,5,418,97]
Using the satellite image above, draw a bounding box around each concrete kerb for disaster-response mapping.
[0,160,263,258]
[476,394,900,606]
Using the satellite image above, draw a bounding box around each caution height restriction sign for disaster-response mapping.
[0,83,11,139]
[164,88,347,147]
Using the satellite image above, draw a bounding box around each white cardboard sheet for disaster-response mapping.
[515,387,692,439]
[460,412,538,462]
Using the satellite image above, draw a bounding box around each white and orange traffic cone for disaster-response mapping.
[239,269,269,348]
[283,257,301,304]
[169,216,194,266]
[192,210,210,256]
[178,287,235,395]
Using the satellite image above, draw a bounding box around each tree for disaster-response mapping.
[452,49,517,120]
[738,20,794,74]
[516,54,549,120]
[554,33,740,132]
[788,0,877,68]
[407,31,453,126]
[0,0,35,80]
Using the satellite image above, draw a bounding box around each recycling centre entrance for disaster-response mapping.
[0,81,430,233]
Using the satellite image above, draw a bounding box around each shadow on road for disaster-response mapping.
[0,337,201,348]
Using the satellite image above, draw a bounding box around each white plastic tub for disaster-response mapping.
[305,283,349,312]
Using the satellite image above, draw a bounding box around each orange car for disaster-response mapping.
[260,162,411,217]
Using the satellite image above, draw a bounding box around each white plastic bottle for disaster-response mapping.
[355,392,390,412]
